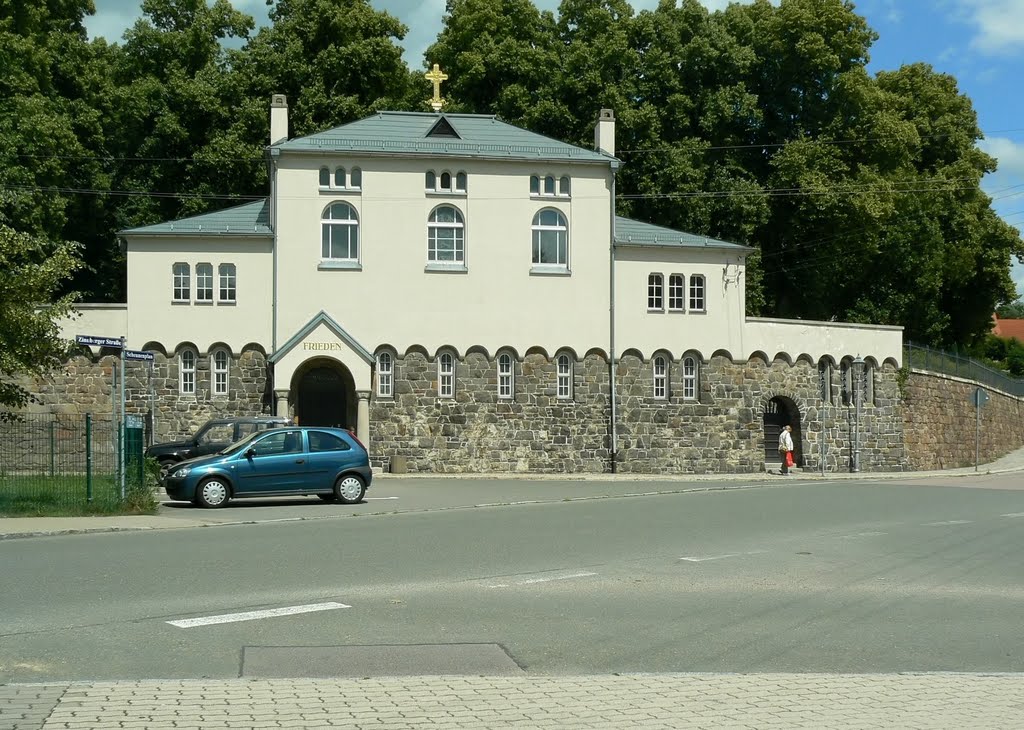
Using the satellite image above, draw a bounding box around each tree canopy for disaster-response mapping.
[0,0,1020,351]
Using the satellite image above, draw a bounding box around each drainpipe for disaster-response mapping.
[609,166,619,473]
[268,147,280,353]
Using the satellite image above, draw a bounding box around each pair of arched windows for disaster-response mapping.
[822,358,875,406]
[178,349,230,396]
[651,355,699,400]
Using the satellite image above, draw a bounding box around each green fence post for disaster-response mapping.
[85,413,93,503]
[50,419,56,477]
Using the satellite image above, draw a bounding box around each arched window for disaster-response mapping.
[440,171,452,191]
[529,175,540,195]
[653,356,668,399]
[425,170,436,190]
[682,356,698,400]
[428,205,465,264]
[689,274,706,311]
[179,349,197,395]
[172,263,190,302]
[319,167,330,187]
[497,353,514,399]
[864,362,875,405]
[212,349,230,396]
[334,167,345,188]
[350,167,362,189]
[818,358,832,404]
[544,176,556,195]
[532,209,568,267]
[455,171,467,192]
[559,176,571,196]
[648,273,664,311]
[556,353,573,399]
[840,358,852,406]
[438,352,455,398]
[321,202,359,261]
[377,352,393,398]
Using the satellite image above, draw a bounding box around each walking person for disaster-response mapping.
[778,424,794,475]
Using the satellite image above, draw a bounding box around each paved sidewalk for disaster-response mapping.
[3,673,1022,729]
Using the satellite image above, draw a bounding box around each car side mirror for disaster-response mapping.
[244,447,256,459]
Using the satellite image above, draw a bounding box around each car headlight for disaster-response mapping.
[171,466,191,479]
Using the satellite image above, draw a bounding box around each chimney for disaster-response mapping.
[594,108,615,156]
[270,94,288,145]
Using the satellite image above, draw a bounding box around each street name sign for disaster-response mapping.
[125,350,155,361]
[75,334,123,348]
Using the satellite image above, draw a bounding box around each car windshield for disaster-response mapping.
[217,430,264,455]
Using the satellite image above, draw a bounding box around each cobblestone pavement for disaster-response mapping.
[3,673,1023,729]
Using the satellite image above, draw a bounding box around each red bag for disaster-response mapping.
[785,451,795,467]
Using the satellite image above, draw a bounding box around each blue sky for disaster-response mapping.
[85,0,1024,295]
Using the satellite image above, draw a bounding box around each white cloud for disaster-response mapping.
[981,137,1024,179]
[952,0,1024,55]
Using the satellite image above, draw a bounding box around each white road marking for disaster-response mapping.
[922,520,973,526]
[679,550,767,562]
[1001,512,1024,518]
[487,571,597,589]
[365,496,399,500]
[838,531,888,539]
[167,601,350,628]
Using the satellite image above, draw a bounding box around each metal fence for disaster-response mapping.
[0,412,123,513]
[905,342,1024,397]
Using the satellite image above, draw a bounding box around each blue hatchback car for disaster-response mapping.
[162,426,372,508]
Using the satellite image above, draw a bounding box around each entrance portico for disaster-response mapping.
[269,311,374,446]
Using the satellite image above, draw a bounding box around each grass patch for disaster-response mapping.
[0,470,158,517]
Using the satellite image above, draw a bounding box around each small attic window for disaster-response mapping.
[426,116,461,139]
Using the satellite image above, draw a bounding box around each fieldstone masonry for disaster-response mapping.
[9,350,1023,474]
[903,369,1024,470]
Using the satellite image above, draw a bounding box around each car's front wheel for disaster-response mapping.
[196,477,230,508]
[158,459,177,481]
[333,474,366,504]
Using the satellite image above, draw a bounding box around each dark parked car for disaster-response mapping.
[147,416,292,478]
[162,426,372,508]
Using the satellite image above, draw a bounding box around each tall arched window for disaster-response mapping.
[318,167,330,187]
[864,362,875,405]
[532,209,568,268]
[179,349,197,395]
[428,205,465,264]
[556,354,573,399]
[840,358,852,406]
[377,352,393,398]
[438,352,455,398]
[455,172,467,192]
[653,356,668,399]
[321,202,359,261]
[497,353,514,399]
[350,167,362,189]
[544,176,556,195]
[212,349,229,396]
[682,356,698,400]
[818,358,832,404]
[559,176,571,196]
[334,167,345,187]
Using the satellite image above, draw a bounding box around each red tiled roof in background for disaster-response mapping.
[992,315,1024,341]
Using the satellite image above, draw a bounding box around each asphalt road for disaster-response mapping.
[2,473,1023,682]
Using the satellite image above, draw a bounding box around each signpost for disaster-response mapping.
[75,335,153,498]
[974,387,989,472]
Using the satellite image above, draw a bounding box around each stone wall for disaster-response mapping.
[902,370,1024,470]
[369,352,906,474]
[10,350,271,443]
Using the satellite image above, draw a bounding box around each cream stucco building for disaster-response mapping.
[58,94,904,474]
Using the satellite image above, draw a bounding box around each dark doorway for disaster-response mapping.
[763,397,803,468]
[296,365,350,427]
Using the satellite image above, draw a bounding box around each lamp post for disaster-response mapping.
[852,355,864,473]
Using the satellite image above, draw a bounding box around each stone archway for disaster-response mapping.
[290,358,356,428]
[763,395,804,468]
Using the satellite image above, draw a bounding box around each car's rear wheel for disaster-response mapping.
[333,474,366,504]
[196,477,230,508]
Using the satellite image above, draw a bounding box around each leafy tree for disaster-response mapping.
[996,300,1024,319]
[0,225,82,411]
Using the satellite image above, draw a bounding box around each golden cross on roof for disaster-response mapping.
[425,63,448,112]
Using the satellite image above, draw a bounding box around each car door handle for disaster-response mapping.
[295,458,305,464]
